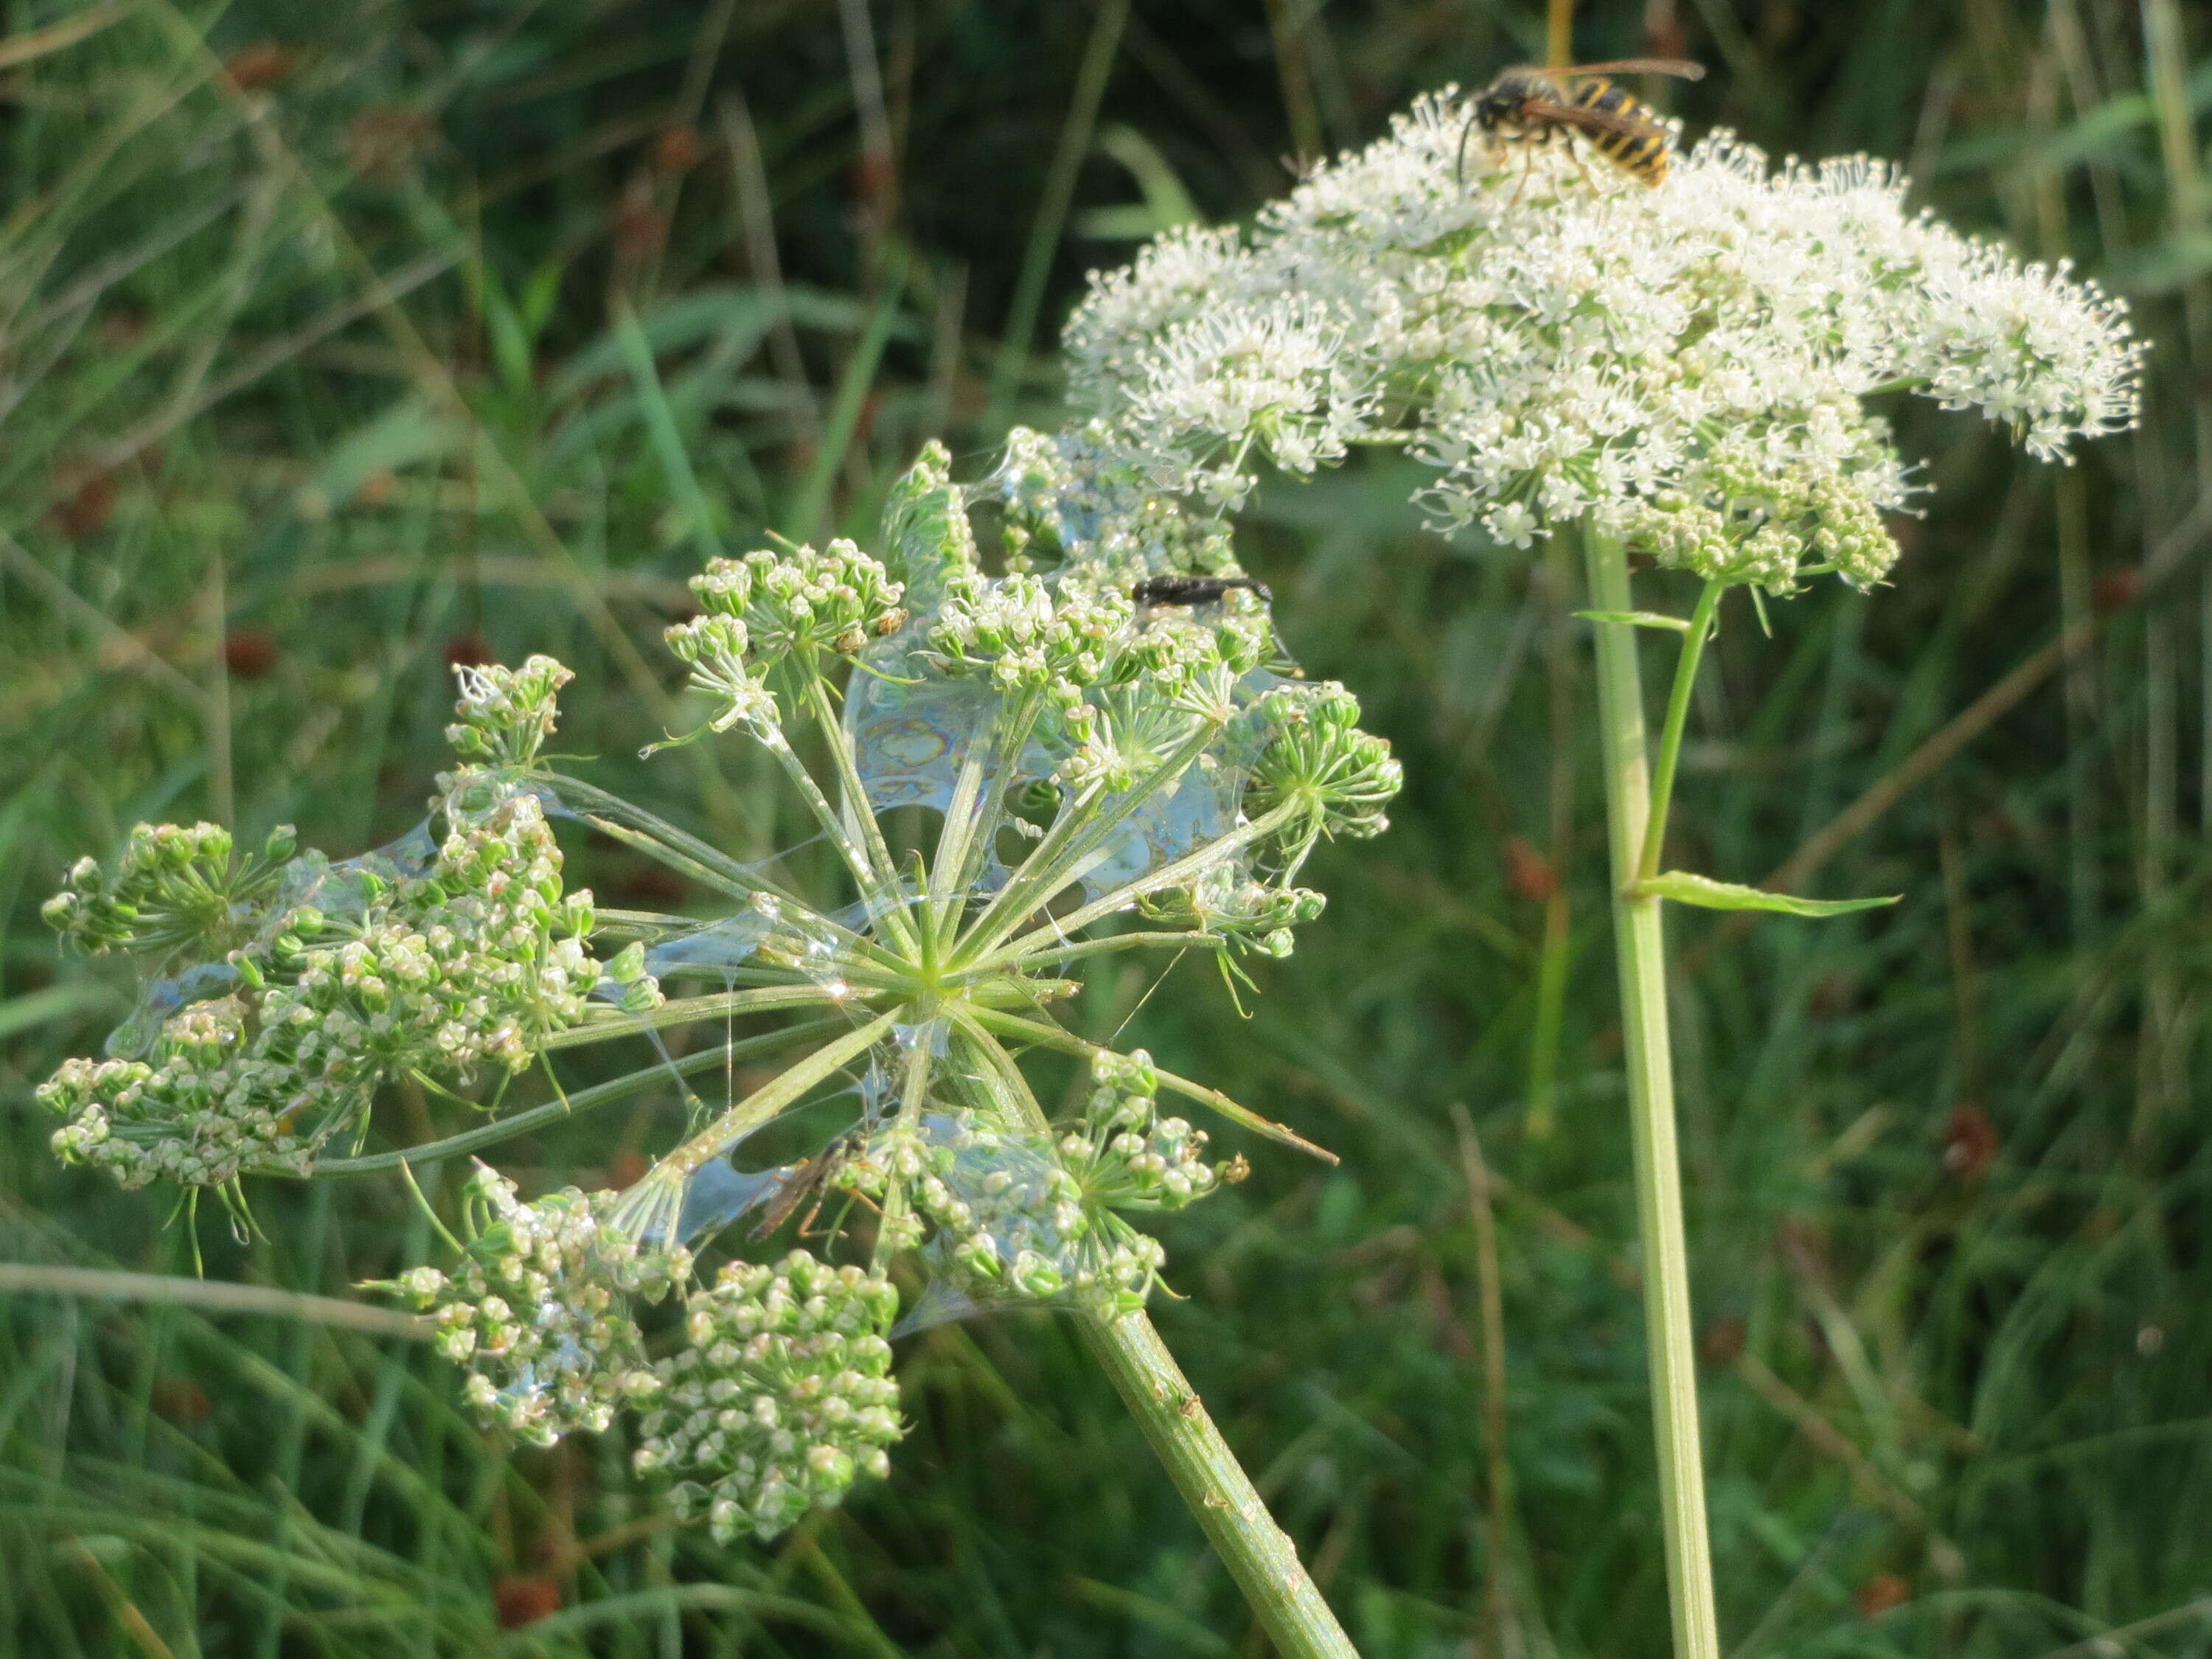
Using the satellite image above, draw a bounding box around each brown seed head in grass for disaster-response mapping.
[222,630,281,681]
[223,41,298,92]
[348,106,434,183]
[1856,1573,1910,1619]
[494,1576,560,1629]
[1502,835,1557,902]
[653,124,701,175]
[46,462,116,540]
[1941,1104,2000,1182]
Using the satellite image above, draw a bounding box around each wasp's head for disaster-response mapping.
[1473,72,1548,136]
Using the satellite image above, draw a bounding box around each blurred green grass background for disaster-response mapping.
[4,1,2211,1654]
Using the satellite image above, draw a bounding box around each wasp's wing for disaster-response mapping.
[1520,97,1666,142]
[1554,58,1705,80]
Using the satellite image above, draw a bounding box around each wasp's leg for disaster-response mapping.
[1506,155,1534,211]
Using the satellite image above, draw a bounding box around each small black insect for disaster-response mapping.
[1130,575,1273,608]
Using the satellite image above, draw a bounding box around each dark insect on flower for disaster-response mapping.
[1130,574,1272,608]
[1458,59,1705,188]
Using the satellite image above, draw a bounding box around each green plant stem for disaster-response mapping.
[931,689,1045,947]
[541,985,848,1048]
[1076,1315,1359,1659]
[1640,578,1726,880]
[0,1263,428,1340]
[800,672,914,939]
[966,1006,1335,1163]
[315,1018,851,1177]
[546,772,807,909]
[742,709,922,959]
[972,930,1225,974]
[922,707,1000,951]
[1581,526,1722,1659]
[950,723,1221,967]
[657,1009,902,1178]
[973,794,1304,973]
[949,1015,1359,1659]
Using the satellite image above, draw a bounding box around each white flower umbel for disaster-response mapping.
[1064,94,2144,591]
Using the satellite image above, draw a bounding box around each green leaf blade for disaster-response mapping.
[1634,871,1899,917]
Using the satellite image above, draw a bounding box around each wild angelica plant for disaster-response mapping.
[41,443,1393,1652]
[1053,91,2145,1659]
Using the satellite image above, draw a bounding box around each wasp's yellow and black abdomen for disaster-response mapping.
[1571,77,1672,185]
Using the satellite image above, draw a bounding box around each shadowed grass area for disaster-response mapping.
[3,1,2211,1654]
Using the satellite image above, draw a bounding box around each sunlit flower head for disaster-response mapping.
[1063,92,2144,591]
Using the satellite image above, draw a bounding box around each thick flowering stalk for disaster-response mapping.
[1057,88,2146,1659]
[38,442,1391,1658]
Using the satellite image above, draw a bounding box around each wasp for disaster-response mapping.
[1458,59,1704,189]
[1130,574,1273,608]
